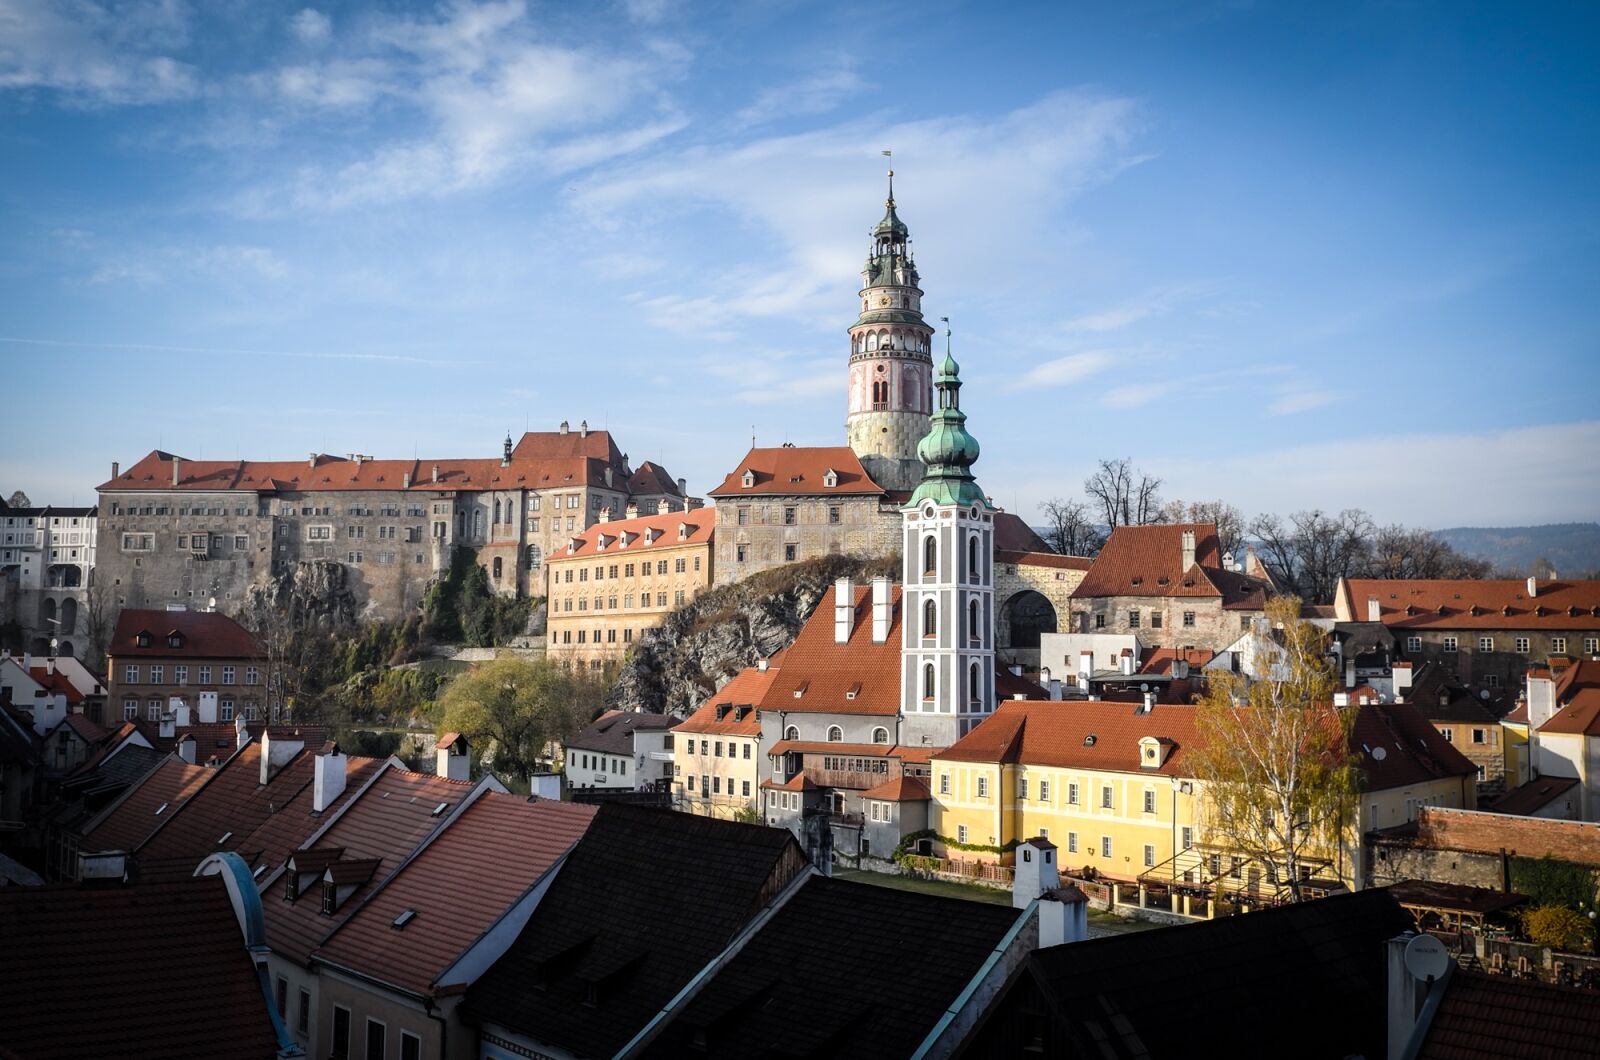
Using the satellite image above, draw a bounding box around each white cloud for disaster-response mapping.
[0,0,198,104]
[1062,280,1219,333]
[733,67,865,129]
[290,8,332,45]
[1017,350,1116,388]
[1267,387,1341,416]
[1102,381,1173,409]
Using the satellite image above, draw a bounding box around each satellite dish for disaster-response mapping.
[1372,746,1388,761]
[1404,933,1449,982]
[1140,683,1150,693]
[1480,690,1491,700]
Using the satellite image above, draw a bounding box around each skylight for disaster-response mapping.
[393,910,416,929]
[217,831,232,845]
[153,802,168,815]
[431,802,449,816]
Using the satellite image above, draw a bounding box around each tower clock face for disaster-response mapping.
[879,296,890,306]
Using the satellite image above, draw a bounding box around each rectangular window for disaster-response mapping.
[1407,636,1422,652]
[1101,836,1112,858]
[149,665,164,684]
[1230,856,1243,879]
[1515,637,1530,654]
[1485,674,1500,688]
[939,773,949,795]
[1017,777,1028,800]
[220,699,234,721]
[736,544,748,562]
[1443,637,1458,653]
[1068,782,1079,805]
[1586,638,1598,655]
[400,1032,421,1060]
[1038,779,1050,802]
[1128,609,1140,628]
[332,1007,351,1059]
[245,667,259,685]
[1182,611,1196,627]
[174,665,187,684]
[1094,613,1105,629]
[977,776,989,799]
[1101,785,1113,809]
[958,825,968,844]
[199,666,211,683]
[828,506,841,524]
[222,666,236,685]
[784,543,797,562]
[737,507,749,526]
[1151,611,1162,629]
[275,976,288,1017]
[1181,826,1192,850]
[1479,636,1494,652]
[657,560,668,575]
[123,698,138,720]
[1472,728,1487,744]
[1143,790,1155,813]
[365,1020,385,1060]
[1552,637,1567,654]
[1144,844,1155,867]
[1441,727,1453,742]
[297,989,310,1035]
[124,664,139,684]
[1067,832,1078,853]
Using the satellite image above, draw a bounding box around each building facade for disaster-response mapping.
[104,608,268,725]
[561,709,676,792]
[94,425,685,623]
[671,651,784,818]
[544,506,713,666]
[0,497,98,660]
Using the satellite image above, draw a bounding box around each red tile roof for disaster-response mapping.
[1340,578,1600,630]
[313,792,597,997]
[1351,700,1477,789]
[993,512,1051,553]
[79,756,212,854]
[549,506,714,561]
[136,739,316,866]
[673,650,788,737]
[1540,688,1600,736]
[233,754,386,872]
[1485,775,1581,816]
[1074,523,1229,600]
[758,585,902,715]
[708,446,886,497]
[510,428,623,464]
[761,773,818,791]
[935,699,1201,775]
[625,460,683,497]
[28,666,85,704]
[59,712,106,743]
[1001,550,1093,570]
[1417,969,1600,1060]
[0,876,281,1058]
[263,768,478,966]
[1138,647,1216,676]
[768,740,913,759]
[860,775,930,801]
[108,608,264,659]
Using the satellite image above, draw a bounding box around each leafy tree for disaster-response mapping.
[436,655,610,780]
[1188,595,1360,901]
[1038,497,1104,557]
[5,491,30,509]
[1083,458,1164,529]
[1521,905,1595,952]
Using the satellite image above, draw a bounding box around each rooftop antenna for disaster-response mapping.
[751,425,757,448]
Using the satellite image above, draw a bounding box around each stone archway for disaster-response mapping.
[998,589,1058,663]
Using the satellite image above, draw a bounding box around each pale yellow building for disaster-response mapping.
[931,697,1476,897]
[545,507,714,667]
[670,651,785,818]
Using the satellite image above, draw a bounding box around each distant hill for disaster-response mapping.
[1433,523,1600,578]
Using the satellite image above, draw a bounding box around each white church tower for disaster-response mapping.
[845,171,935,493]
[899,333,996,747]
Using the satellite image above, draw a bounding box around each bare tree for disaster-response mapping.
[1084,458,1164,530]
[1247,509,1375,603]
[1368,525,1492,580]
[1162,499,1245,559]
[1038,497,1104,557]
[81,577,113,674]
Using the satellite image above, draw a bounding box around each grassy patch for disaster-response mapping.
[834,869,1013,906]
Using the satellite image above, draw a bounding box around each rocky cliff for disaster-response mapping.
[609,553,898,716]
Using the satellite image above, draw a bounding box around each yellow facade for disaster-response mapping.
[672,733,760,818]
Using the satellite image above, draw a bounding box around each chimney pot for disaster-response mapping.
[871,576,891,644]
[559,420,569,435]
[833,578,854,644]
[757,656,770,673]
[112,461,120,479]
[436,734,470,781]
[1527,576,1538,598]
[314,744,348,812]
[432,464,440,483]
[172,456,182,487]
[580,420,588,437]
[309,453,317,469]
[1367,596,1381,623]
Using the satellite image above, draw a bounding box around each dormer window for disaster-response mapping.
[135,631,152,648]
[167,633,183,648]
[741,470,755,488]
[678,523,688,541]
[321,880,337,916]
[823,469,838,488]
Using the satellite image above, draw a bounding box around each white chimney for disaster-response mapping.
[233,710,247,748]
[172,456,182,486]
[1392,662,1413,698]
[625,503,639,519]
[177,735,196,764]
[169,698,190,727]
[308,452,317,469]
[259,729,305,785]
[598,507,610,523]
[1526,670,1557,728]
[1141,691,1156,714]
[436,733,470,781]
[1180,529,1196,570]
[1527,576,1538,598]
[111,460,119,479]
[1048,679,1063,701]
[1038,885,1090,949]
[756,656,770,673]
[313,744,347,813]
[198,690,218,725]
[559,420,569,435]
[580,419,589,437]
[1012,836,1061,909]
[657,499,670,515]
[1367,596,1381,622]
[1079,650,1094,682]
[871,576,892,644]
[432,464,440,483]
[1119,651,1135,676]
[158,713,176,740]
[834,578,854,644]
[529,772,562,800]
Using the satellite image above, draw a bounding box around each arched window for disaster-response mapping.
[492,557,503,580]
[827,725,843,743]
[872,727,889,744]
[969,662,981,706]
[968,533,980,580]
[493,499,501,523]
[784,725,799,741]
[969,599,981,643]
[922,663,935,701]
[923,599,937,639]
[526,545,542,567]
[867,332,878,351]
[923,535,937,577]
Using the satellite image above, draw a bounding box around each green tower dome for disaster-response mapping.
[908,336,989,508]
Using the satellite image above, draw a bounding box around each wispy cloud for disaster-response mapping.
[1016,350,1117,388]
[289,8,332,46]
[0,336,467,367]
[1062,280,1220,333]
[1102,381,1174,408]
[0,0,199,104]
[733,66,865,129]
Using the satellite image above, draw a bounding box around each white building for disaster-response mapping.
[562,709,676,791]
[0,496,98,661]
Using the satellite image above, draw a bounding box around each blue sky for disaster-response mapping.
[1,0,1596,528]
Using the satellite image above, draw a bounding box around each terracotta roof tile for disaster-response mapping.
[1075,523,1234,600]
[551,506,713,561]
[108,609,263,659]
[708,447,885,498]
[1340,578,1600,630]
[1351,701,1478,789]
[1540,687,1600,735]
[1484,776,1581,816]
[674,651,788,736]
[1417,969,1600,1059]
[860,775,930,801]
[79,756,211,853]
[937,700,1198,774]
[758,585,901,715]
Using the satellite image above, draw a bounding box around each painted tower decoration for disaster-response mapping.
[899,334,996,747]
[845,171,935,494]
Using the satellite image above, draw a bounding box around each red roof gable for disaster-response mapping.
[758,585,902,715]
[674,650,788,737]
[1340,579,1600,630]
[708,446,886,498]
[109,609,263,660]
[1073,523,1227,600]
[551,506,714,561]
[860,775,931,801]
[935,699,1201,775]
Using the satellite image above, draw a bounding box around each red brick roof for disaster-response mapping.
[673,650,788,737]
[1340,578,1600,630]
[993,512,1051,553]
[510,428,623,464]
[708,446,885,498]
[0,876,281,1058]
[233,754,386,872]
[263,767,477,966]
[860,774,930,801]
[135,739,313,865]
[1540,687,1600,736]
[1351,700,1477,789]
[313,792,597,997]
[1417,969,1600,1060]
[935,699,1201,775]
[1073,523,1225,600]
[550,506,714,561]
[1485,775,1581,816]
[109,609,264,660]
[80,756,212,853]
[758,584,902,715]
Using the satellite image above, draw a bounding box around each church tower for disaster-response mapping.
[846,172,934,494]
[899,336,996,747]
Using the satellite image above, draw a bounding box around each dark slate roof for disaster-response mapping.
[1405,663,1501,725]
[1485,775,1582,816]
[566,709,678,756]
[1010,888,1412,1060]
[465,804,807,1057]
[0,876,280,1058]
[642,876,1021,1059]
[1417,969,1600,1059]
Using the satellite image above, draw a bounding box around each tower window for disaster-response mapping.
[969,663,981,706]
[923,535,937,577]
[871,380,890,410]
[969,600,981,643]
[922,663,935,701]
[923,599,937,639]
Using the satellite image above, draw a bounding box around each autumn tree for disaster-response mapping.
[81,577,114,673]
[1521,905,1595,952]
[1084,458,1164,530]
[437,655,610,780]
[1188,595,1360,901]
[1038,497,1105,557]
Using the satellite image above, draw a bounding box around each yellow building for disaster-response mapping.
[670,650,785,818]
[931,697,1476,897]
[545,506,714,667]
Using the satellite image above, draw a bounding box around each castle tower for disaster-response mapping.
[899,336,996,747]
[846,171,934,493]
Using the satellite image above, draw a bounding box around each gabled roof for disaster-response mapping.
[108,609,263,659]
[1404,663,1502,724]
[510,427,624,465]
[567,709,680,755]
[134,739,313,869]
[1540,688,1600,736]
[990,888,1411,1060]
[1351,700,1478,790]
[0,876,281,1059]
[1416,968,1600,1059]
[708,446,886,498]
[640,876,1021,1059]
[551,506,713,562]
[465,805,807,1057]
[1074,523,1236,600]
[313,792,597,997]
[625,460,683,497]
[79,756,212,854]
[758,585,901,716]
[58,713,106,743]
[674,650,787,737]
[859,775,930,802]
[1339,578,1600,630]
[231,754,386,872]
[935,699,1201,776]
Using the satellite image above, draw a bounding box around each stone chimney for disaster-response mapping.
[436,733,470,781]
[657,499,671,515]
[111,461,119,479]
[259,729,305,785]
[580,420,588,437]
[604,466,614,488]
[871,577,892,644]
[676,477,686,497]
[1367,596,1382,622]
[1014,837,1086,950]
[1180,529,1196,570]
[559,420,569,435]
[158,713,176,741]
[403,470,412,488]
[1173,658,1190,680]
[1527,576,1538,598]
[313,743,347,812]
[308,452,317,469]
[625,503,638,520]
[233,711,247,749]
[172,456,182,487]
[833,578,854,644]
